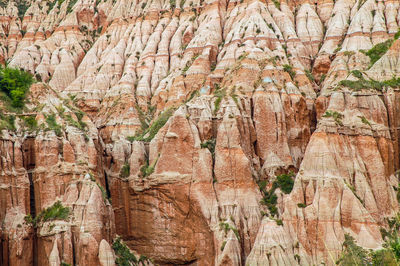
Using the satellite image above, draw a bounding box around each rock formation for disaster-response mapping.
[1,0,400,265]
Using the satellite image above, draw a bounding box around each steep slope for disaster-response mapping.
[1,0,400,265]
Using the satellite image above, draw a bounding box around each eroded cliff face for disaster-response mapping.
[1,0,400,265]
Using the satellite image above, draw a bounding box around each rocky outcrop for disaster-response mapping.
[1,0,400,265]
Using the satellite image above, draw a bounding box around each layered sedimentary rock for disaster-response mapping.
[1,0,400,265]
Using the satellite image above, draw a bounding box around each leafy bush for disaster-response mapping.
[337,219,400,266]
[25,201,70,227]
[276,172,295,194]
[272,0,280,10]
[130,108,174,142]
[45,114,63,137]
[339,74,400,92]
[17,1,29,19]
[200,138,216,158]
[0,67,34,110]
[67,0,78,13]
[337,234,370,265]
[323,110,344,126]
[259,172,295,217]
[283,64,296,80]
[140,156,158,178]
[120,163,130,178]
[305,69,315,83]
[361,39,393,67]
[219,222,240,240]
[22,116,38,130]
[0,114,16,131]
[112,237,138,265]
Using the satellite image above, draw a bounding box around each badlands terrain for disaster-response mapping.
[1,0,400,265]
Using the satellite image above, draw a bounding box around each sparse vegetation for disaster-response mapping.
[339,72,400,92]
[120,162,130,178]
[128,108,174,142]
[259,172,295,217]
[213,84,226,114]
[24,201,70,227]
[323,110,343,126]
[112,237,137,265]
[221,240,227,251]
[358,116,371,126]
[283,64,296,80]
[0,66,34,110]
[336,232,399,265]
[305,69,315,83]
[45,114,63,137]
[67,0,78,13]
[361,39,394,68]
[219,222,240,240]
[272,0,281,10]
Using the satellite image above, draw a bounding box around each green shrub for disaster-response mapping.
[259,172,295,217]
[221,240,227,251]
[361,39,393,67]
[297,203,306,208]
[337,222,400,266]
[17,1,29,19]
[276,172,295,194]
[119,163,130,178]
[336,234,370,265]
[45,114,63,137]
[67,0,78,13]
[112,237,138,265]
[272,0,280,10]
[201,138,216,158]
[140,156,158,178]
[323,110,344,126]
[305,69,315,83]
[213,84,226,114]
[339,75,400,92]
[0,67,34,110]
[22,116,38,131]
[219,222,240,240]
[131,108,174,142]
[0,114,16,131]
[283,64,296,80]
[25,201,70,227]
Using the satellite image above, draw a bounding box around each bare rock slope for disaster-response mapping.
[1,0,400,265]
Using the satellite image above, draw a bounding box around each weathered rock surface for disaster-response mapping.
[1,0,400,265]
